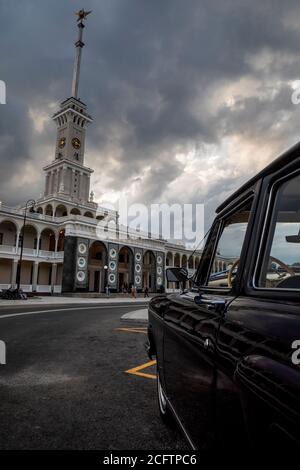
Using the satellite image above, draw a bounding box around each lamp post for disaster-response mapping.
[16,199,36,291]
[104,264,109,296]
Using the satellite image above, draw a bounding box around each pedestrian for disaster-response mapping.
[144,286,149,298]
[131,285,137,299]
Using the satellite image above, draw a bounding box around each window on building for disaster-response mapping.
[0,233,3,245]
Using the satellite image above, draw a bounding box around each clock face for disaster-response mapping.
[58,137,66,149]
[72,137,81,149]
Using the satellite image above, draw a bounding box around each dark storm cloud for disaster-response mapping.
[2,0,300,221]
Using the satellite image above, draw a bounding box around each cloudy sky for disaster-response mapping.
[2,0,300,238]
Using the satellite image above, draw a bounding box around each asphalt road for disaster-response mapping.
[0,303,187,450]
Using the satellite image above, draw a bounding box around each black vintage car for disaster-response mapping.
[146,142,300,449]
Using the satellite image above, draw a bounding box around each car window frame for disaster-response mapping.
[253,167,300,294]
[195,191,256,295]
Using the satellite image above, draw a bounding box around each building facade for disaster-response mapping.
[0,12,230,295]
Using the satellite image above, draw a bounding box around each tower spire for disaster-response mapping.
[71,9,92,99]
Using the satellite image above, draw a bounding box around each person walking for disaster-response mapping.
[131,285,137,299]
[144,286,149,298]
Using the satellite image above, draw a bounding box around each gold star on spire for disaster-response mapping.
[75,9,92,22]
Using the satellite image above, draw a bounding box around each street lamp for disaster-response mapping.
[16,199,36,291]
[104,264,109,296]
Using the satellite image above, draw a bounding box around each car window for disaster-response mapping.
[206,200,253,288]
[258,172,300,289]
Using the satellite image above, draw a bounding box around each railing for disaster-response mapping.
[0,245,64,260]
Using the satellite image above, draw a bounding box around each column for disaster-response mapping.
[15,229,20,254]
[36,233,41,256]
[11,260,18,288]
[51,263,57,294]
[54,235,59,253]
[32,261,39,292]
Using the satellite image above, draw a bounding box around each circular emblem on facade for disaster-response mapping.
[135,252,142,262]
[77,271,85,282]
[157,277,162,285]
[157,255,163,265]
[135,263,141,273]
[109,261,116,271]
[157,266,162,275]
[108,273,116,284]
[78,242,87,255]
[110,248,117,259]
[77,257,86,269]
[135,275,141,285]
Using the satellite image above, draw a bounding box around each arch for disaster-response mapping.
[118,246,134,292]
[143,250,156,292]
[188,256,194,269]
[181,254,188,268]
[45,204,53,216]
[166,252,173,267]
[0,220,18,247]
[0,258,13,285]
[36,207,43,214]
[88,241,108,293]
[174,253,181,267]
[22,224,38,249]
[57,229,65,252]
[84,211,94,218]
[55,204,68,217]
[37,262,52,286]
[70,208,81,216]
[40,228,56,252]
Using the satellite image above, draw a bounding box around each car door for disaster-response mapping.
[215,167,300,449]
[163,193,255,449]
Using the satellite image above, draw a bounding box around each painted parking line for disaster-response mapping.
[115,327,147,334]
[125,359,157,380]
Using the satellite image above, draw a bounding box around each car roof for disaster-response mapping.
[216,140,300,214]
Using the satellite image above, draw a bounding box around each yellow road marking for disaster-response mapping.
[115,327,147,334]
[125,359,157,380]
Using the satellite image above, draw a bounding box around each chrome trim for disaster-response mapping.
[165,395,196,450]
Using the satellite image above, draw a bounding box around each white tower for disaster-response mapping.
[40,10,96,212]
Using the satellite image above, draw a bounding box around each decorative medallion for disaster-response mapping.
[135,252,142,262]
[135,275,141,285]
[110,248,117,259]
[78,242,87,255]
[157,255,163,265]
[135,263,141,273]
[109,261,116,271]
[157,266,162,275]
[77,271,85,282]
[77,257,86,269]
[108,273,116,284]
[157,277,162,285]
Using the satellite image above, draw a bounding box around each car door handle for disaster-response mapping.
[194,295,226,313]
[204,338,212,349]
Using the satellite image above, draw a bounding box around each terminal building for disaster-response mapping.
[0,12,230,295]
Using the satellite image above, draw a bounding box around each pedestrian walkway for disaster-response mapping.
[0,296,151,307]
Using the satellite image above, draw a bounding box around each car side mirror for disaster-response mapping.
[166,267,190,283]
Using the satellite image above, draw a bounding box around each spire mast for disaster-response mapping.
[71,9,92,99]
